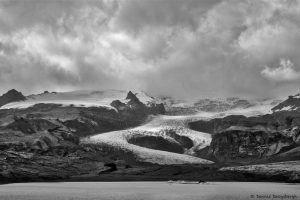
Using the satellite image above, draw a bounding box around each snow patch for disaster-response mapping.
[277,105,293,111]
[293,93,300,99]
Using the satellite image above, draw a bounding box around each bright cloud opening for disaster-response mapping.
[261,59,300,82]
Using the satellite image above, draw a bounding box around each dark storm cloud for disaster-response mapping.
[0,0,300,98]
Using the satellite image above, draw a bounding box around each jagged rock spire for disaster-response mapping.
[126,91,139,101]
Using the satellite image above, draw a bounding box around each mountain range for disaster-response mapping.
[0,89,299,183]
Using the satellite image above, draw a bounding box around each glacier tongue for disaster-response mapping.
[83,114,213,165]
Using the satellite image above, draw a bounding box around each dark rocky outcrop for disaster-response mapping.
[208,127,296,163]
[189,115,280,134]
[165,130,194,149]
[190,112,300,134]
[5,116,58,134]
[150,103,166,115]
[0,121,141,183]
[110,100,129,111]
[0,89,26,108]
[190,111,300,163]
[127,135,184,154]
[126,91,140,102]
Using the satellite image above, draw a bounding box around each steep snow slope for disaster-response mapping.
[1,90,159,109]
[272,93,300,112]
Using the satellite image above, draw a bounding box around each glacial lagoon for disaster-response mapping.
[0,182,299,200]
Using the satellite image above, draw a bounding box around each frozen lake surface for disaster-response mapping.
[0,182,299,200]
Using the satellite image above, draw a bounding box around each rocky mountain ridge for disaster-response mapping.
[272,93,300,112]
[0,89,26,108]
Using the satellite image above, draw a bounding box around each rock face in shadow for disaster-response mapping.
[189,111,300,163]
[0,116,141,183]
[62,107,124,137]
[165,130,194,149]
[0,89,26,108]
[189,115,280,134]
[5,116,58,134]
[208,127,296,162]
[127,135,184,154]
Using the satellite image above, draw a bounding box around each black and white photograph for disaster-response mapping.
[0,0,299,199]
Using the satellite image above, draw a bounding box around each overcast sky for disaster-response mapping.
[0,0,300,99]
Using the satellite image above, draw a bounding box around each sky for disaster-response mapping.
[0,0,300,99]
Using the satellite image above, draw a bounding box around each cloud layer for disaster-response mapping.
[0,0,300,99]
[261,59,300,82]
